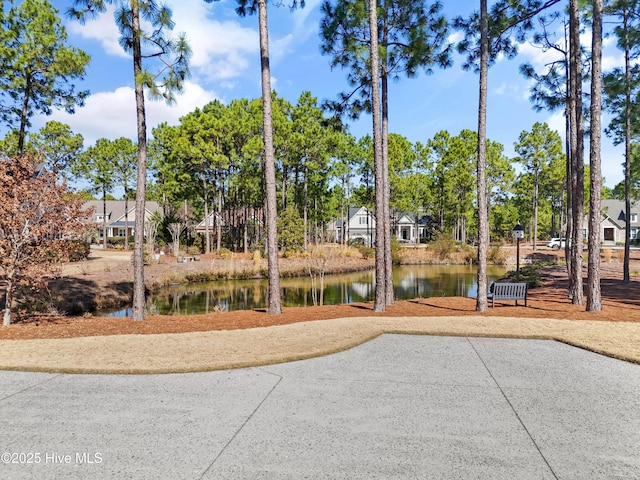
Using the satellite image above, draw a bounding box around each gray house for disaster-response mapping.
[595,199,640,244]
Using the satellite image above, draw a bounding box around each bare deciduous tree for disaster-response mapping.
[168,222,184,257]
[0,154,91,325]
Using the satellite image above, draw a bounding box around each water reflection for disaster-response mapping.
[101,265,506,317]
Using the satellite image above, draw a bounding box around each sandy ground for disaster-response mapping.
[1,247,639,374]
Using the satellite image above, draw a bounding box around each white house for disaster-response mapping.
[331,206,376,245]
[330,207,431,245]
[84,200,162,240]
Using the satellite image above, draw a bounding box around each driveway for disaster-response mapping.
[1,335,638,479]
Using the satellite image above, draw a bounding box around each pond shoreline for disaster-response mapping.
[100,264,510,317]
[43,245,556,317]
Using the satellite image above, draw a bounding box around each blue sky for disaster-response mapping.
[37,0,626,188]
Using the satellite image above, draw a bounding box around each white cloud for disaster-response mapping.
[518,41,565,72]
[66,1,260,83]
[448,31,464,44]
[493,81,527,99]
[36,81,217,146]
[172,3,258,82]
[66,5,128,59]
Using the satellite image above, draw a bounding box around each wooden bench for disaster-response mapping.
[488,282,528,307]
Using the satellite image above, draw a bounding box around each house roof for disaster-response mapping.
[600,199,640,227]
[85,200,161,224]
[332,207,431,228]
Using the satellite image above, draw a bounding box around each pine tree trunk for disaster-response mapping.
[17,77,32,155]
[124,190,129,250]
[368,0,385,312]
[381,28,393,307]
[568,0,584,305]
[564,104,573,291]
[533,171,538,250]
[587,0,603,311]
[203,175,211,254]
[217,180,222,252]
[131,2,148,320]
[303,175,308,251]
[258,0,281,315]
[102,190,107,250]
[623,7,631,284]
[476,0,489,312]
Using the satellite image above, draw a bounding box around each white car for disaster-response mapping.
[547,238,566,249]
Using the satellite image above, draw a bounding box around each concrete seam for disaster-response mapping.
[0,374,62,404]
[467,337,559,480]
[198,371,283,479]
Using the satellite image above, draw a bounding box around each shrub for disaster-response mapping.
[487,244,508,265]
[277,205,305,253]
[430,233,456,260]
[356,245,374,259]
[218,247,232,259]
[502,262,554,288]
[45,239,90,263]
[390,237,402,265]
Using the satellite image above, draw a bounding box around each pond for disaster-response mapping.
[101,264,508,317]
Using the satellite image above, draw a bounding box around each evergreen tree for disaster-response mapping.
[70,0,191,320]
[1,0,90,154]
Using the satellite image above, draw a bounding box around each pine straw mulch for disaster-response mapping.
[1,262,639,374]
[1,265,638,341]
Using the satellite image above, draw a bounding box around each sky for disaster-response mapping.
[32,0,627,189]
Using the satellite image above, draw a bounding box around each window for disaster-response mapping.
[118,228,126,237]
[631,213,638,223]
[358,216,368,225]
[631,228,638,240]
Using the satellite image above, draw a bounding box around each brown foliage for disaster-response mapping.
[0,154,92,324]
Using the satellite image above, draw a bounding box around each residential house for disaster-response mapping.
[85,200,162,241]
[330,207,431,245]
[594,199,640,245]
[196,206,264,251]
[329,207,375,245]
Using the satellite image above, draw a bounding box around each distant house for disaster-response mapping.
[330,207,431,245]
[196,206,264,251]
[84,200,162,240]
[195,207,263,234]
[329,207,376,245]
[592,199,640,245]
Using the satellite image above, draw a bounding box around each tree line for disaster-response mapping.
[2,0,640,321]
[6,109,576,247]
